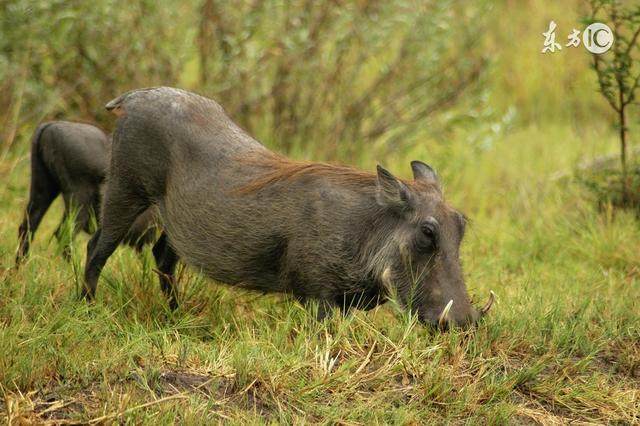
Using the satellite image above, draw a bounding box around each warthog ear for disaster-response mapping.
[411,160,439,185]
[376,165,411,209]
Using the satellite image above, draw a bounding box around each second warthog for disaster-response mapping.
[17,121,158,264]
[84,87,494,329]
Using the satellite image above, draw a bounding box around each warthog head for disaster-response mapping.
[370,161,494,329]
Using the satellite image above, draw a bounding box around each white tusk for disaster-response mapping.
[480,290,496,315]
[381,267,394,293]
[438,299,453,329]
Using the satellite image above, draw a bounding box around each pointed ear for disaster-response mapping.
[411,160,438,185]
[376,165,411,209]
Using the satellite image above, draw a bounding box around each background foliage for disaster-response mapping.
[1,0,488,160]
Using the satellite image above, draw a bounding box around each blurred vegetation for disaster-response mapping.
[579,164,640,212]
[1,0,489,160]
[0,0,188,151]
[3,0,637,166]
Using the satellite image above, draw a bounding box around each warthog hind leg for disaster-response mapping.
[16,150,60,265]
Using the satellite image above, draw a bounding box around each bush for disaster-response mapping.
[578,163,640,213]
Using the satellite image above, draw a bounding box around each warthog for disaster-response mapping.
[84,87,494,329]
[16,121,158,265]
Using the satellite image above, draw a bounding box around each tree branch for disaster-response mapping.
[592,53,620,112]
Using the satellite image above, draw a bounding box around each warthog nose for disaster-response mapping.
[436,291,495,330]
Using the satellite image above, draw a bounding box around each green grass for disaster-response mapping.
[0,119,638,424]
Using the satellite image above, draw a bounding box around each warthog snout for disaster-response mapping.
[431,291,495,330]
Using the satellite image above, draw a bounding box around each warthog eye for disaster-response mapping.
[418,217,439,251]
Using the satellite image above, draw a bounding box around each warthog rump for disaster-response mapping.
[84,87,494,329]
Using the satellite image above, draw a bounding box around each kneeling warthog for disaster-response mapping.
[16,121,158,265]
[84,87,494,329]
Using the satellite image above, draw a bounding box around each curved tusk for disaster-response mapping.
[480,290,496,315]
[438,299,453,329]
[381,267,393,291]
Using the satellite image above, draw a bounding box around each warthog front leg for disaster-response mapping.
[295,296,336,321]
[83,181,148,301]
[55,191,99,261]
[53,213,73,262]
[152,232,179,310]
